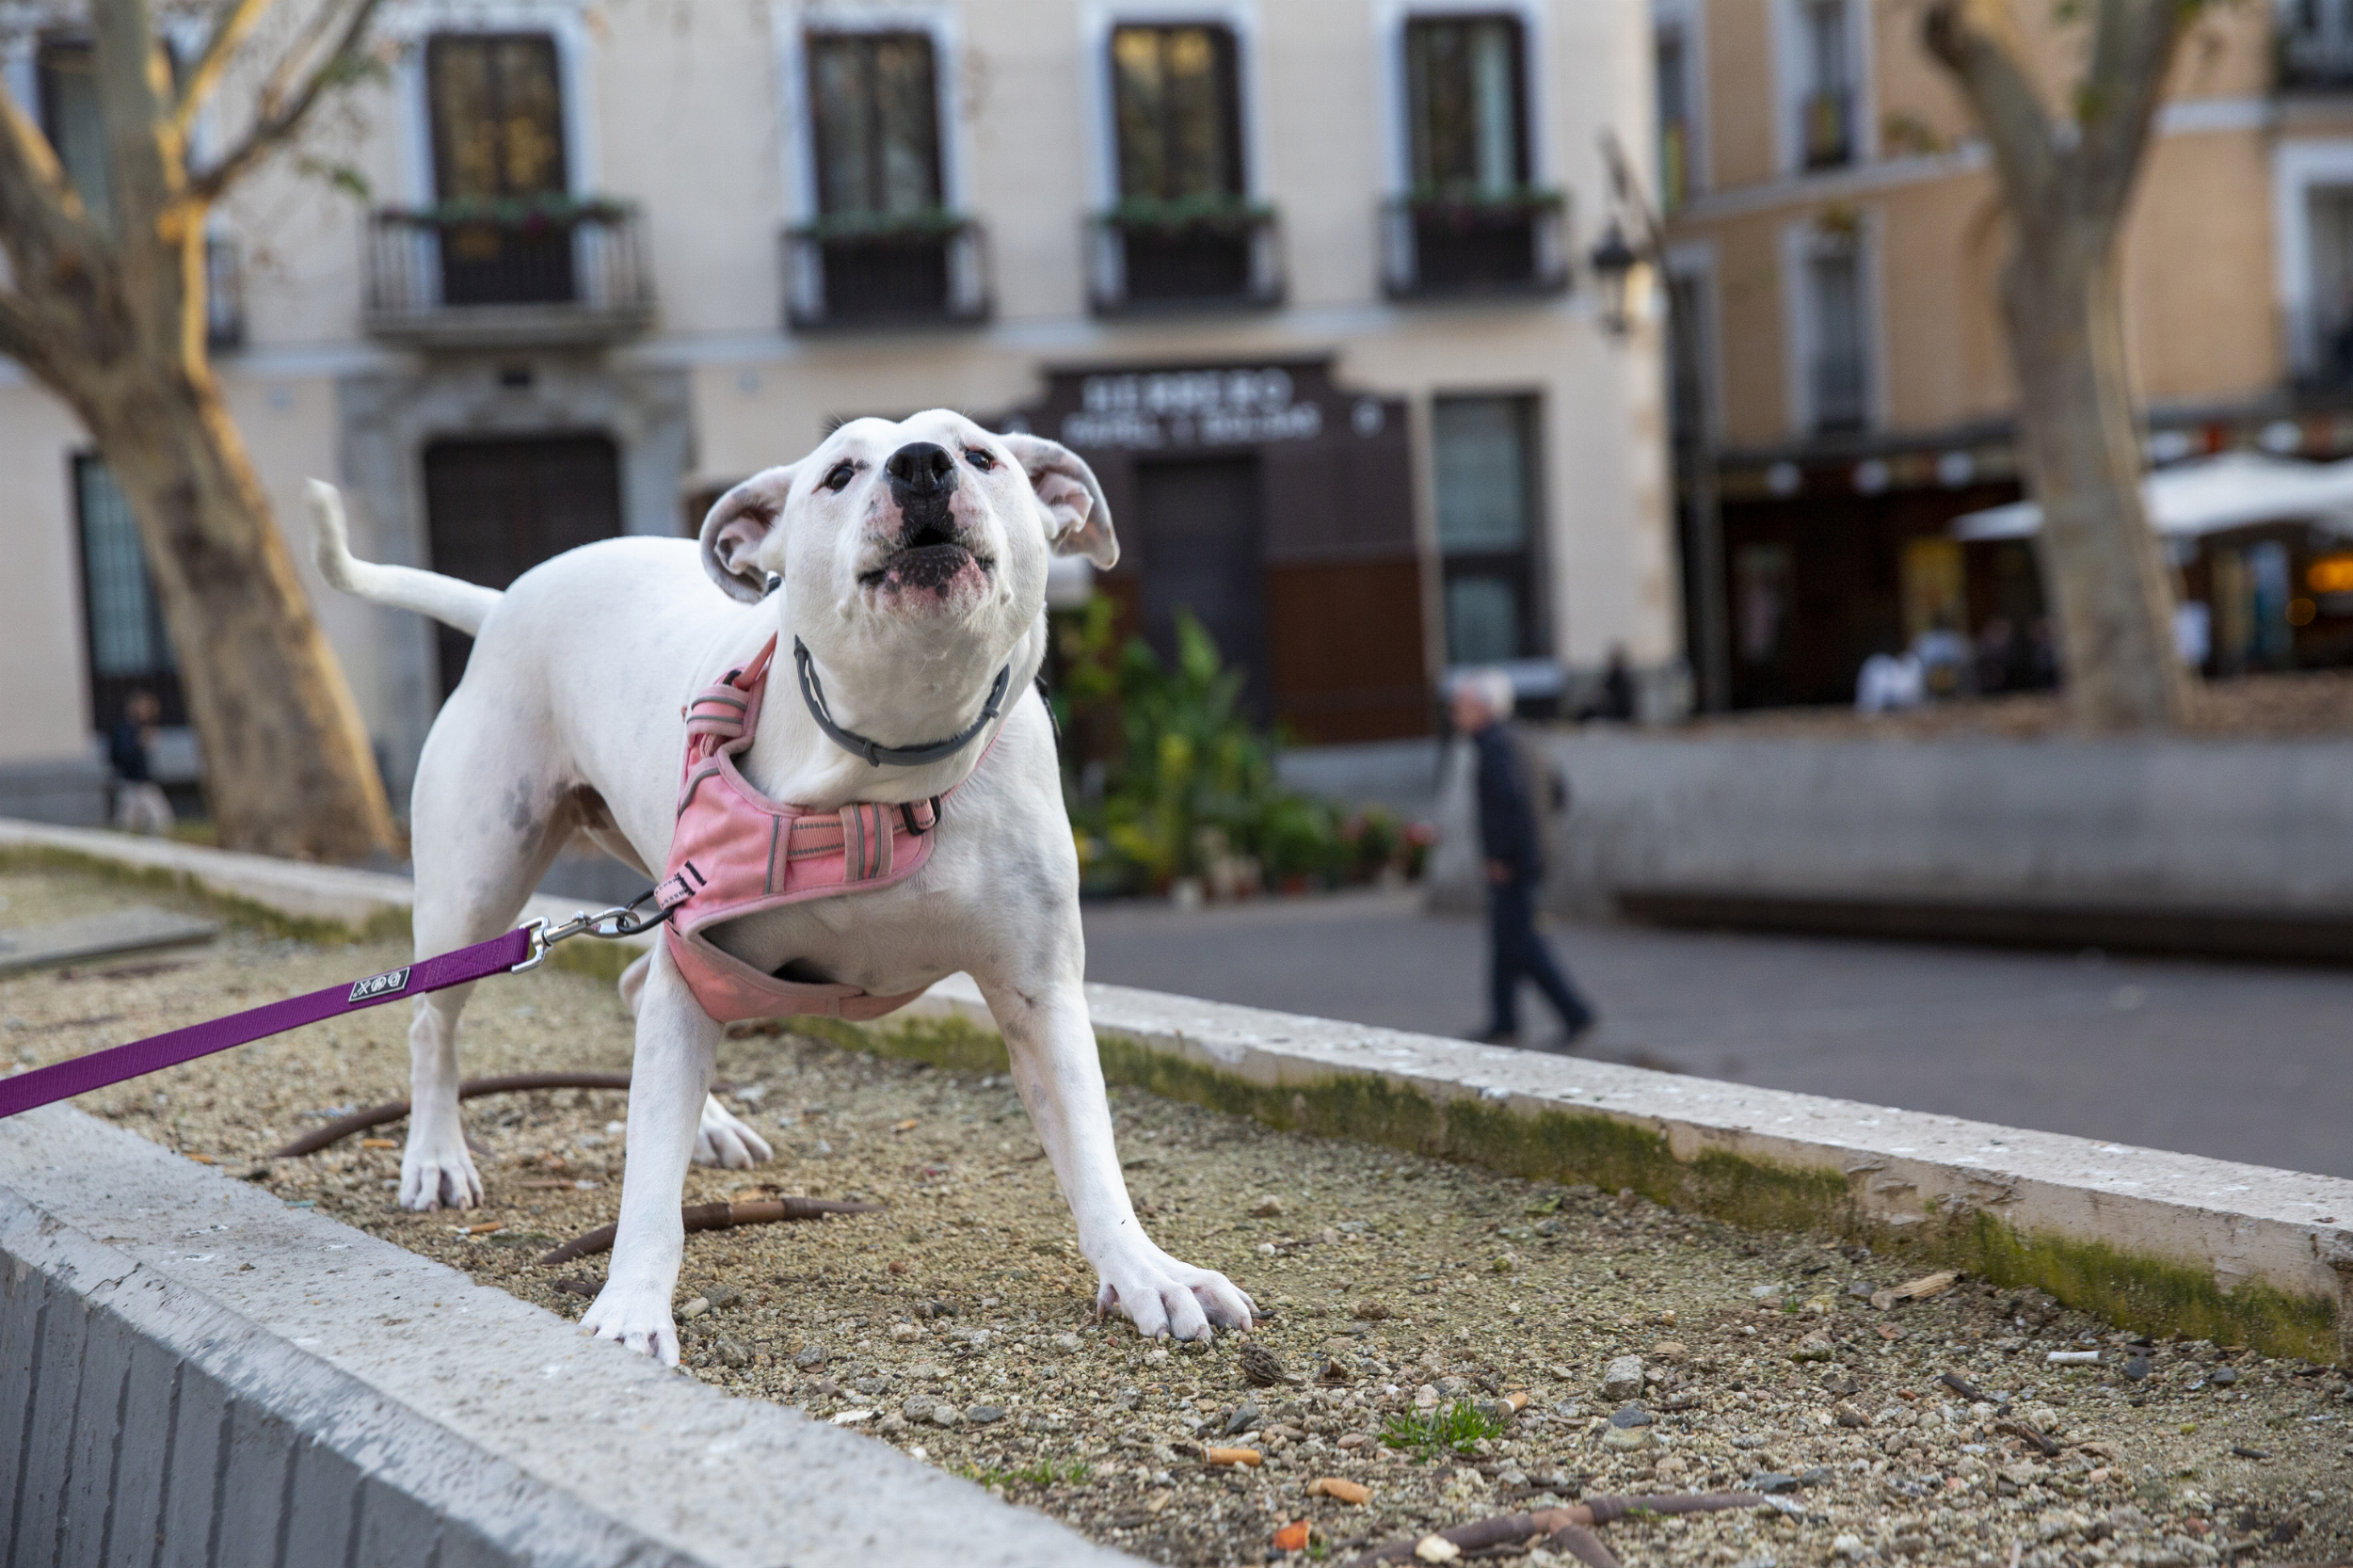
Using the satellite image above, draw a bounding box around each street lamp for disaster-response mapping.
[1588,218,1644,336]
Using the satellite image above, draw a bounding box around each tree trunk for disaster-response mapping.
[80,350,397,861]
[2001,221,2192,731]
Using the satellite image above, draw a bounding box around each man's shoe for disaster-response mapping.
[1533,1016,1596,1055]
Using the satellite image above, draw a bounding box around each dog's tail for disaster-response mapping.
[306,479,500,635]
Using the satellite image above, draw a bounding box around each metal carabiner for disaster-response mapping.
[507,887,669,974]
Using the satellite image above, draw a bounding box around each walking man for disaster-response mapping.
[108,689,174,836]
[1451,670,1595,1048]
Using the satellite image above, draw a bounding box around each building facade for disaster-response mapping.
[1657,0,2353,708]
[0,0,1675,824]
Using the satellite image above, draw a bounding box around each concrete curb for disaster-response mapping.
[0,1106,1136,1568]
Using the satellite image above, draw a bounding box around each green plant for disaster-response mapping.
[1379,1400,1506,1463]
[1055,600,1433,897]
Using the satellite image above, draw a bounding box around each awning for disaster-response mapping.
[1950,452,2353,542]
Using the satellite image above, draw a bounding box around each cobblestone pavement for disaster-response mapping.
[1080,891,2353,1181]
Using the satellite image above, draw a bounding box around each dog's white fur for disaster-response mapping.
[309,412,1253,1364]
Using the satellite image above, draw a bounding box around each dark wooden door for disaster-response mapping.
[424,434,622,696]
[1133,456,1267,717]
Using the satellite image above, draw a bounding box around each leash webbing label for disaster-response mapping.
[349,967,410,1003]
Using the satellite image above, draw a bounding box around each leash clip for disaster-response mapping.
[509,888,670,974]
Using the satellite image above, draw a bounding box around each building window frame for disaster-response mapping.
[1651,0,1707,208]
[1430,391,1552,671]
[1771,0,1872,177]
[1374,0,1550,202]
[1080,4,1266,213]
[2273,138,2353,381]
[383,2,600,208]
[1781,213,1883,437]
[69,453,186,733]
[775,6,968,228]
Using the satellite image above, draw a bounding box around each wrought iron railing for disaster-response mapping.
[1379,193,1569,299]
[202,233,243,351]
[1084,202,1284,314]
[362,200,653,344]
[780,216,990,330]
[1801,88,1853,170]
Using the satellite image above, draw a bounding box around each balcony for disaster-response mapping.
[781,215,989,331]
[1380,192,1569,300]
[362,199,653,349]
[1801,88,1854,170]
[1085,200,1284,315]
[203,234,243,352]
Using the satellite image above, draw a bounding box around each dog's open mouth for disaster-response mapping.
[859,520,991,594]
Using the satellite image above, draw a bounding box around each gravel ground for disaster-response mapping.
[5,864,2350,1568]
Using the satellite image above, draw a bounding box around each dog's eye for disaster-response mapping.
[822,461,856,493]
[964,447,996,472]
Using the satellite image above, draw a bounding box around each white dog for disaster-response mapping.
[310,412,1254,1364]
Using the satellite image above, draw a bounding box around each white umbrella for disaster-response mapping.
[1951,452,2353,542]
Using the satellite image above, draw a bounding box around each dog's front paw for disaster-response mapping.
[693,1094,773,1169]
[1094,1247,1256,1342]
[578,1280,680,1366]
[398,1128,482,1211]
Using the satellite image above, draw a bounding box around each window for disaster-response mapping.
[425,34,572,306]
[72,456,184,730]
[1804,236,1868,433]
[1112,24,1244,204]
[2283,0,2353,87]
[1433,396,1545,666]
[808,32,943,218]
[1798,0,1854,169]
[37,40,111,227]
[1404,16,1529,198]
[789,31,980,327]
[1097,24,1272,308]
[2306,186,2353,384]
[1655,25,1693,210]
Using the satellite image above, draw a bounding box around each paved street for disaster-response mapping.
[1080,889,2353,1179]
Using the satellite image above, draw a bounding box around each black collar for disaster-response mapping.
[792,637,1012,768]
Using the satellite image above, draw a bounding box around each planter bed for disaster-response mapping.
[3,862,2348,1567]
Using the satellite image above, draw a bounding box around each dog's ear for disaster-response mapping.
[698,466,797,603]
[999,433,1118,570]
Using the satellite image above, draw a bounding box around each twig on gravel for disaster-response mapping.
[1940,1370,1994,1404]
[1339,1493,1772,1568]
[536,1196,885,1266]
[271,1072,634,1158]
[1997,1418,2062,1457]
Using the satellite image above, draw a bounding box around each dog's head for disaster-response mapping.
[696,412,1114,668]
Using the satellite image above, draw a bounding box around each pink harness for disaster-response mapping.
[653,635,981,1022]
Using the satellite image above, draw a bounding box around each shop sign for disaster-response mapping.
[1057,367,1323,451]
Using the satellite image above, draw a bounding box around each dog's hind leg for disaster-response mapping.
[402,699,577,1211]
[613,952,773,1169]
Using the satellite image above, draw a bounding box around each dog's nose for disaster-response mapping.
[886,442,957,497]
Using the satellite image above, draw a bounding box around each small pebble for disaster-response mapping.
[1601,1354,1644,1401]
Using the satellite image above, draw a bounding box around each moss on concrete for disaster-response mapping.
[827,1008,2344,1366]
[0,843,410,946]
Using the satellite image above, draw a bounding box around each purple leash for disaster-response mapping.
[0,896,664,1123]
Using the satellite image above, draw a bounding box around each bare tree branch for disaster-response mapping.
[171,0,282,136]
[1921,0,2064,216]
[185,0,381,204]
[2075,0,2190,226]
[0,82,107,265]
